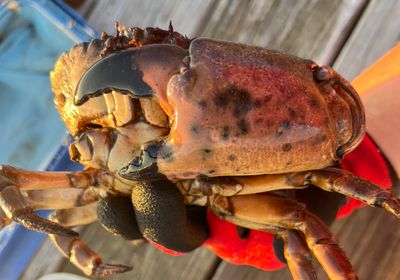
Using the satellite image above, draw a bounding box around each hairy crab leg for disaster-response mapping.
[48,207,132,277]
[211,194,357,280]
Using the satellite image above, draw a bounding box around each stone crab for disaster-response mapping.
[0,24,399,279]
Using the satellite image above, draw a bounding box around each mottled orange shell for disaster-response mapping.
[155,39,365,179]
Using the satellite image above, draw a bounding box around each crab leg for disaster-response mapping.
[178,175,306,198]
[0,165,99,190]
[0,165,105,236]
[50,234,132,276]
[23,188,100,210]
[211,194,357,280]
[279,229,317,280]
[188,167,400,219]
[49,202,98,227]
[291,167,400,219]
[0,184,78,237]
[47,206,132,277]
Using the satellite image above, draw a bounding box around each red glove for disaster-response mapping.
[203,134,395,270]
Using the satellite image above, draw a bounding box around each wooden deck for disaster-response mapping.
[21,1,400,279]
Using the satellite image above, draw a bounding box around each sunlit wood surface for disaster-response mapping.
[21,1,400,279]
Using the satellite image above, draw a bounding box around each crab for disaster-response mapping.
[1,24,400,280]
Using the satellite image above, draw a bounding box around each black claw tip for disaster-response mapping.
[14,210,79,237]
[74,50,153,106]
[94,264,133,277]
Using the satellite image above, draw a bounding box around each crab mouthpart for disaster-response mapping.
[75,50,154,106]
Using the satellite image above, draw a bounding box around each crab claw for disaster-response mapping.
[74,49,153,106]
[74,44,187,106]
[92,263,132,277]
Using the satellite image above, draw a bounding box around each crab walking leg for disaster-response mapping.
[0,165,107,236]
[0,184,78,237]
[48,206,132,277]
[291,167,400,218]
[179,175,307,197]
[214,194,357,280]
[279,230,317,280]
[0,165,99,190]
[49,202,99,227]
[190,168,400,218]
[23,188,100,210]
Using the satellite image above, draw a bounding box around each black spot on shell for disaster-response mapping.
[275,128,284,138]
[282,121,291,129]
[197,100,207,109]
[310,97,320,108]
[214,93,230,107]
[282,143,292,152]
[275,121,291,138]
[228,154,236,161]
[213,87,253,118]
[221,126,230,140]
[202,148,212,159]
[190,124,199,134]
[254,99,262,108]
[208,169,215,174]
[288,108,297,119]
[237,119,250,135]
[232,92,252,118]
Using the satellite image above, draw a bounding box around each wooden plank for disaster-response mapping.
[60,222,218,280]
[201,0,367,65]
[83,0,217,38]
[333,0,400,80]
